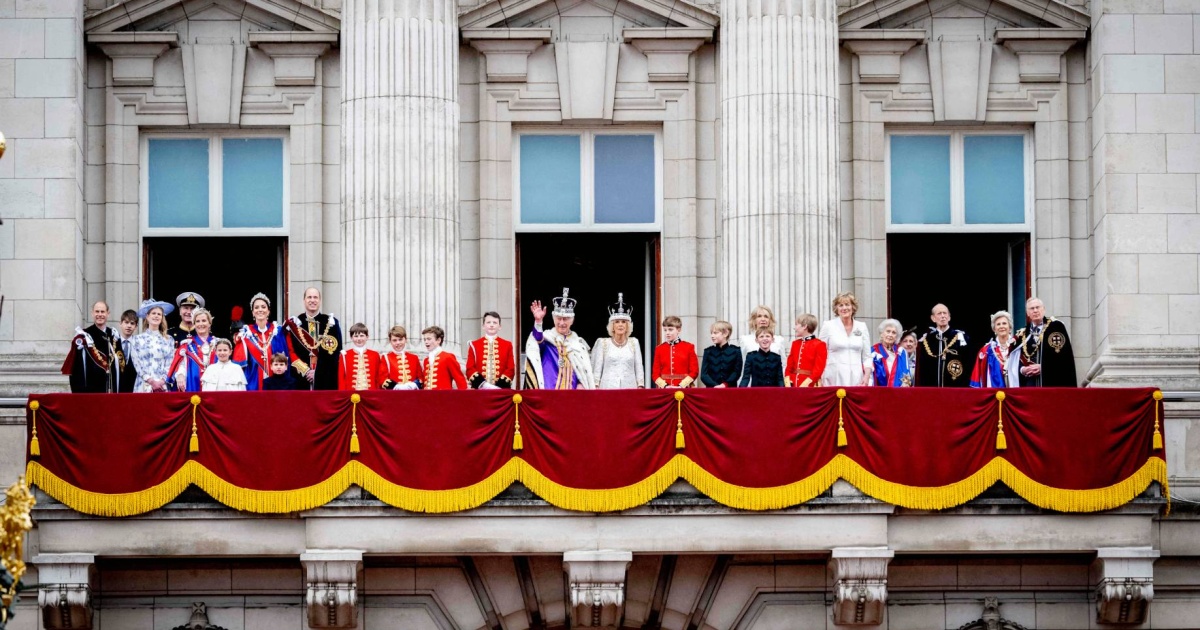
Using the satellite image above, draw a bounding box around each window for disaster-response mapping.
[142,134,288,234]
[514,130,662,231]
[886,130,1031,232]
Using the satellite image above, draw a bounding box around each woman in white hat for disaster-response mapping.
[130,299,176,392]
[591,293,645,389]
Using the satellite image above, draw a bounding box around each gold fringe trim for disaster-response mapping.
[24,455,1170,517]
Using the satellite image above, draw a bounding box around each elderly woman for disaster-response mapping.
[900,328,918,374]
[592,294,645,389]
[130,299,176,392]
[818,292,872,387]
[739,305,784,365]
[169,307,218,392]
[971,310,1019,388]
[234,293,289,390]
[870,318,912,387]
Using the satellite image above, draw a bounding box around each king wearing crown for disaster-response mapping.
[524,288,595,389]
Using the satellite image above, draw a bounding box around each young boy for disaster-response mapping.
[739,327,784,387]
[422,326,467,390]
[785,313,827,387]
[466,311,516,389]
[378,325,423,390]
[264,352,303,390]
[652,316,699,389]
[116,309,139,392]
[200,339,248,391]
[700,320,742,388]
[338,322,382,391]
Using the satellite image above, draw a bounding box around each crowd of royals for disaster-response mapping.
[64,285,1077,394]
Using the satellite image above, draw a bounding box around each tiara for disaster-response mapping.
[608,292,632,322]
[551,288,577,317]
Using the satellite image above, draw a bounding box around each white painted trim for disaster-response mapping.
[884,127,1034,234]
[140,130,291,237]
[512,127,664,233]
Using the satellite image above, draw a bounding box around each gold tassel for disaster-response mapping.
[512,393,524,451]
[1152,391,1161,448]
[836,389,847,448]
[349,393,361,454]
[674,391,686,449]
[189,395,201,454]
[995,391,1007,451]
[29,400,40,457]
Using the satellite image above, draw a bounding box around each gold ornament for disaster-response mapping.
[0,130,7,160]
[1,476,35,624]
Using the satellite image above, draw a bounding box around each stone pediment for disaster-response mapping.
[839,0,1089,31]
[460,0,718,32]
[84,0,340,35]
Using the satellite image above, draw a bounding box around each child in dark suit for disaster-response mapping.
[263,352,303,391]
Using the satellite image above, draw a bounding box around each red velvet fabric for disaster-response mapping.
[26,387,1163,499]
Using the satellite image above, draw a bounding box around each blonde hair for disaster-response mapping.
[606,318,634,337]
[192,307,213,326]
[795,313,819,335]
[710,320,733,337]
[747,305,776,333]
[832,292,858,316]
[142,307,170,338]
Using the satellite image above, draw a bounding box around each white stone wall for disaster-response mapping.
[0,0,87,363]
[1087,0,1200,389]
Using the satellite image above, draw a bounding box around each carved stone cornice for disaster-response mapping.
[830,547,893,626]
[249,32,337,87]
[462,28,552,83]
[623,27,712,82]
[995,28,1086,83]
[301,550,363,629]
[34,553,94,630]
[840,29,924,84]
[89,32,178,87]
[563,550,632,627]
[1094,547,1159,625]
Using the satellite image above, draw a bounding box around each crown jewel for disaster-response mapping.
[608,292,632,322]
[551,288,577,317]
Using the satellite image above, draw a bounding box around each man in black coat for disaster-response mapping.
[63,301,117,393]
[284,287,343,391]
[915,303,973,387]
[1013,297,1077,387]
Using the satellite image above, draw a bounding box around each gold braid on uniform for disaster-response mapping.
[922,332,962,359]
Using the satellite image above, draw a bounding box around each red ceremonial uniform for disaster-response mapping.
[652,340,699,388]
[378,350,424,389]
[338,347,382,391]
[465,336,516,388]
[785,336,828,387]
[423,349,467,390]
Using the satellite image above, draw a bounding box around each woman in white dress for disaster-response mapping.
[592,294,645,389]
[818,292,872,387]
[739,305,784,364]
[130,299,176,393]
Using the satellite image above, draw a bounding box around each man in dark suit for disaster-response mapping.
[284,287,343,391]
[63,301,117,393]
[1013,297,1077,387]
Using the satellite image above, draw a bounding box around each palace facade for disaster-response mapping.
[1,0,1199,627]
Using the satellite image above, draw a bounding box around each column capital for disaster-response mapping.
[301,550,363,628]
[830,547,893,626]
[1094,547,1159,625]
[563,550,632,628]
[34,553,95,630]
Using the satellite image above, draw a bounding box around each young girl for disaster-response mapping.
[201,339,248,391]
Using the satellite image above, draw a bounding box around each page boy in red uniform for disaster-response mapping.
[378,325,424,390]
[652,315,699,388]
[338,322,382,391]
[422,325,467,390]
[466,311,515,389]
[785,313,827,387]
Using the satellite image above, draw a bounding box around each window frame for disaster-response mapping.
[885,128,1034,233]
[512,127,664,233]
[140,131,290,236]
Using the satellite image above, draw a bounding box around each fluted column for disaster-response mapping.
[720,0,839,334]
[342,0,460,350]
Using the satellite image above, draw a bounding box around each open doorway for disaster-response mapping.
[516,232,659,358]
[888,233,1030,348]
[144,237,287,338]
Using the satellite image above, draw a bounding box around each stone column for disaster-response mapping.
[719,0,840,336]
[341,0,460,350]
